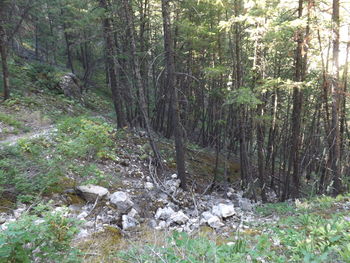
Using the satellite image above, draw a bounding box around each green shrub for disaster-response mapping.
[117,231,284,263]
[0,116,117,203]
[0,112,24,130]
[56,116,115,159]
[25,62,62,90]
[0,206,81,263]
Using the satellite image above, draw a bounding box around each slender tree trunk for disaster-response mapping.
[161,0,187,190]
[60,8,75,74]
[0,12,9,100]
[282,0,305,200]
[330,0,341,195]
[121,0,162,165]
[257,102,267,202]
[340,26,350,162]
[99,0,126,128]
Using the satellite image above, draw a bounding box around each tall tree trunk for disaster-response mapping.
[340,26,350,162]
[282,0,305,200]
[60,8,75,74]
[161,0,187,190]
[0,6,9,101]
[99,0,126,128]
[121,0,162,165]
[330,0,341,195]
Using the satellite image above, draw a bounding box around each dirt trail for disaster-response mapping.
[0,125,56,148]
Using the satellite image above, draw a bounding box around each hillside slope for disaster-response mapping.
[0,76,350,262]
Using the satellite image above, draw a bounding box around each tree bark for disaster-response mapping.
[0,5,9,100]
[161,0,187,190]
[121,0,163,165]
[99,0,126,128]
[330,0,341,195]
[60,8,75,74]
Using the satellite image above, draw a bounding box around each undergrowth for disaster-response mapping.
[0,116,119,203]
[0,204,81,263]
[116,196,350,263]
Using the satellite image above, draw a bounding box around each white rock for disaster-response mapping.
[148,219,158,228]
[169,211,189,225]
[34,219,45,225]
[76,184,109,202]
[144,182,154,190]
[0,217,6,224]
[107,209,113,215]
[78,211,88,219]
[189,218,199,224]
[110,191,134,213]
[128,208,139,218]
[84,221,95,228]
[201,211,214,222]
[155,206,175,221]
[239,198,253,211]
[13,204,26,219]
[76,229,90,239]
[156,220,168,230]
[212,203,235,218]
[208,216,225,229]
[165,179,180,194]
[122,215,139,230]
[171,174,178,179]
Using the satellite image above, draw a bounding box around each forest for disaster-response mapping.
[1,0,350,262]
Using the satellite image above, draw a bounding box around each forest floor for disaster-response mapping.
[1,89,350,263]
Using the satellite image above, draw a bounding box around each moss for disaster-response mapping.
[66,194,85,205]
[50,177,77,194]
[0,112,25,129]
[77,227,123,262]
[0,197,16,213]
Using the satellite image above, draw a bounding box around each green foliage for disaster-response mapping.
[117,196,350,263]
[0,141,60,202]
[274,214,350,262]
[0,112,24,130]
[117,231,284,263]
[25,62,62,90]
[225,87,262,106]
[256,202,297,216]
[203,66,229,77]
[8,60,63,94]
[56,116,115,159]
[0,116,117,203]
[0,206,81,263]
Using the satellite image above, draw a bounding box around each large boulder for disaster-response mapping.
[155,206,175,221]
[76,184,109,202]
[168,211,189,225]
[164,179,181,194]
[207,216,225,229]
[238,198,253,211]
[122,215,139,230]
[57,73,82,100]
[212,203,235,219]
[201,211,215,223]
[109,191,134,213]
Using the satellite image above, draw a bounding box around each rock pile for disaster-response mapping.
[1,176,262,240]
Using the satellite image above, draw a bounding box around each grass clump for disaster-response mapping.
[56,116,115,160]
[0,205,81,263]
[0,112,25,134]
[0,116,118,203]
[116,231,284,263]
[116,196,350,263]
